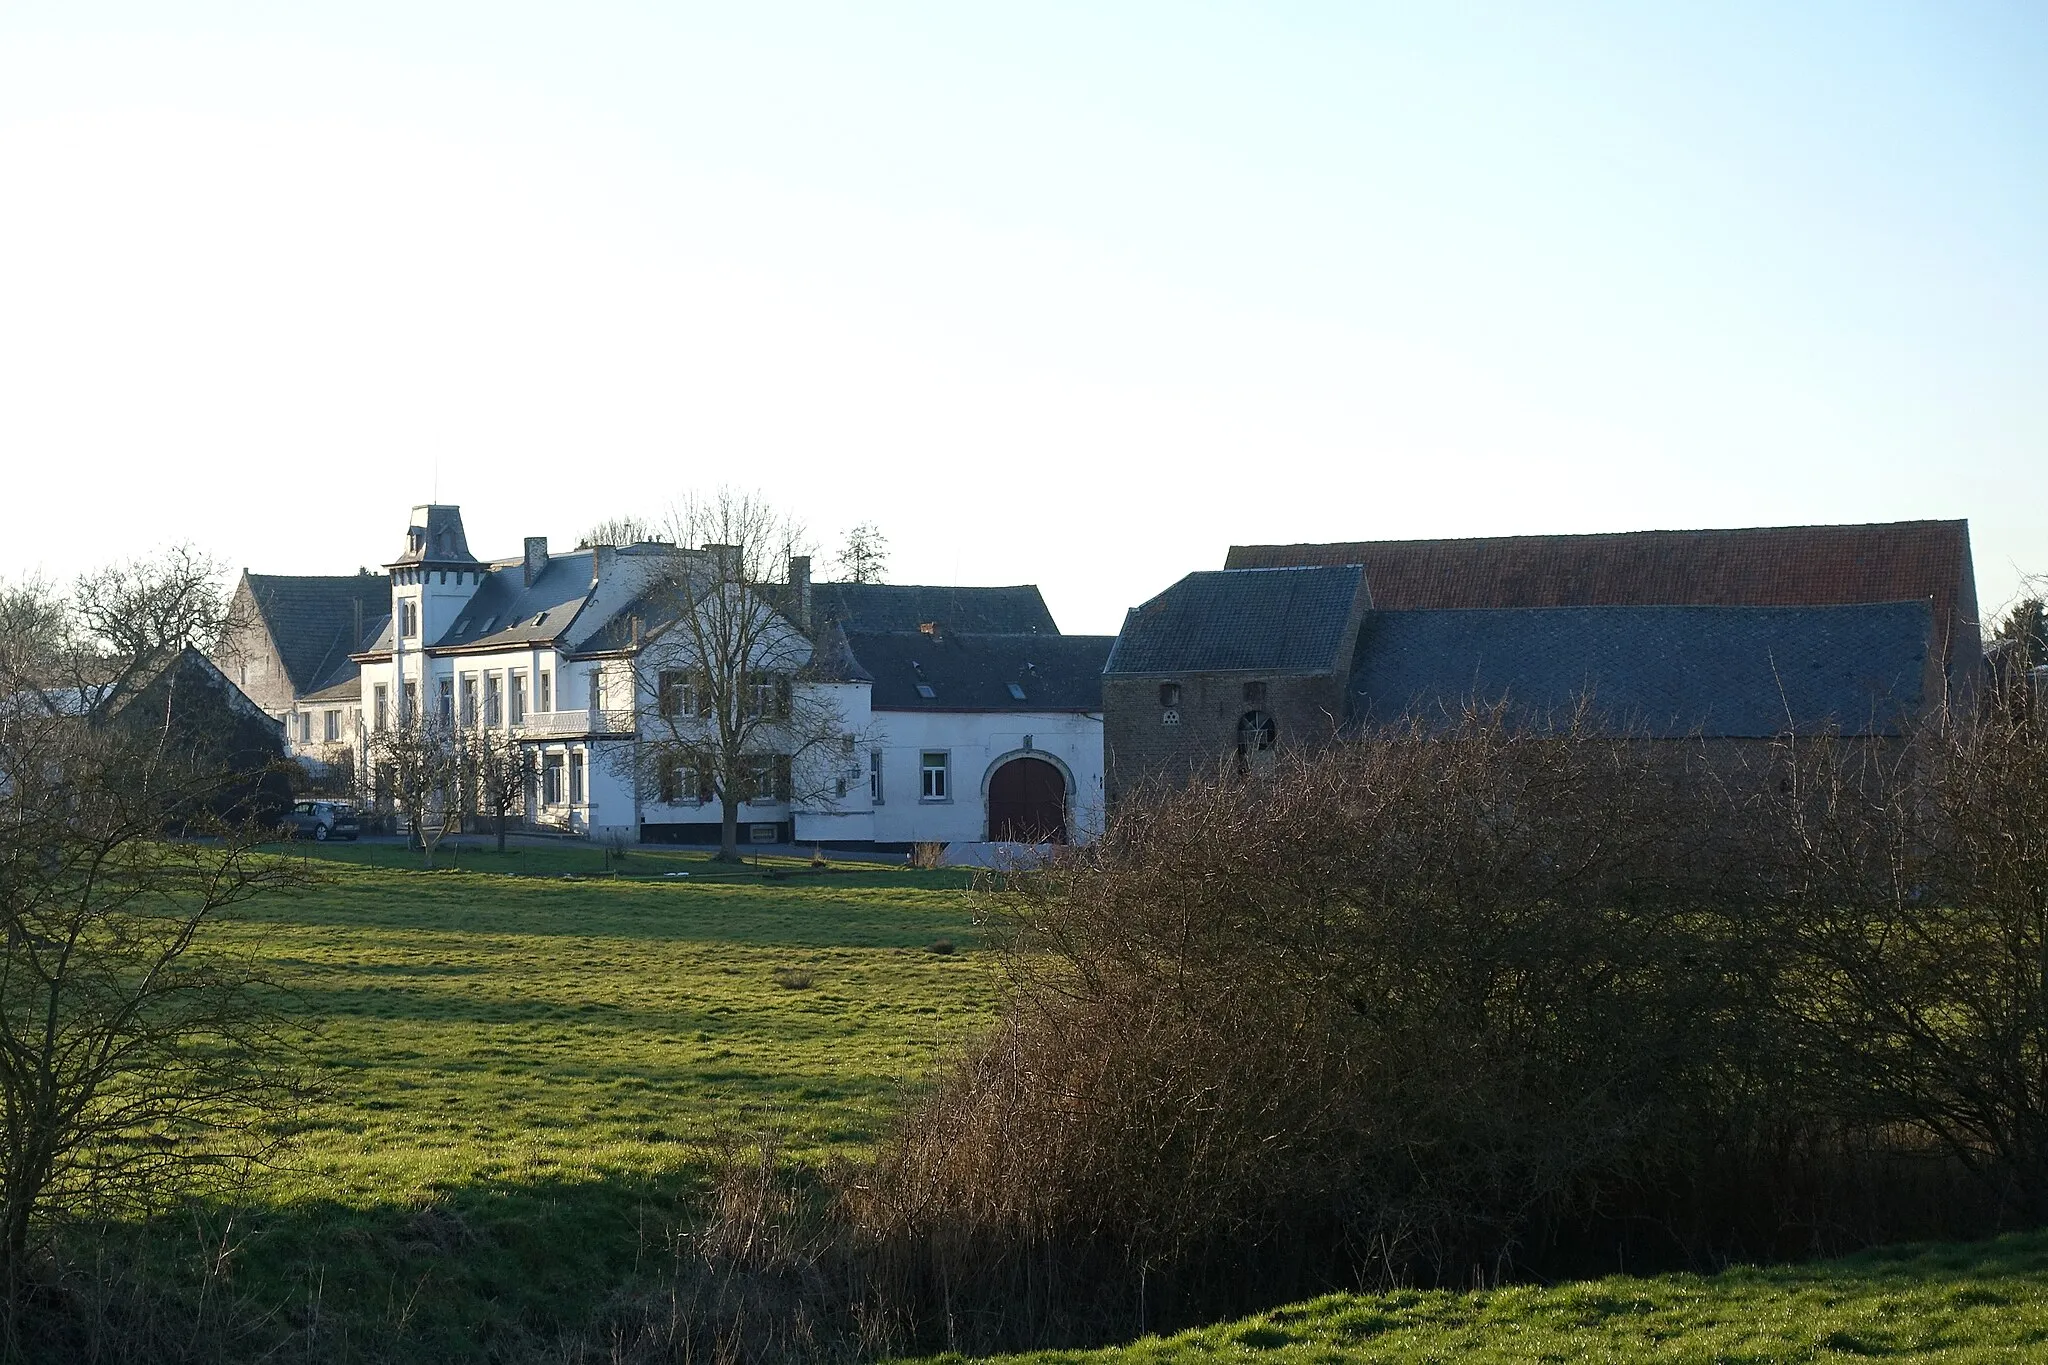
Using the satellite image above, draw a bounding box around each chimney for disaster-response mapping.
[591,543,604,586]
[523,536,549,587]
[788,555,812,632]
[704,543,738,580]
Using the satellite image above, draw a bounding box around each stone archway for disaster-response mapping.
[986,755,1068,843]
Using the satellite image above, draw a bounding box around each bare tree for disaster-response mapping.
[618,489,860,861]
[463,723,530,854]
[0,565,307,1308]
[370,711,461,869]
[833,523,889,584]
[579,515,661,549]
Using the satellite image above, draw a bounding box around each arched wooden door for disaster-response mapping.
[987,756,1068,843]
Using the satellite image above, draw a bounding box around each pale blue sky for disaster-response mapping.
[2,2,2041,632]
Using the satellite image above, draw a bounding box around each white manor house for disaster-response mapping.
[215,505,1111,849]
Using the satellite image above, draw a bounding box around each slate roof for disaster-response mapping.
[845,631,1113,711]
[1105,566,1368,676]
[1347,601,1934,738]
[810,583,1058,635]
[432,552,604,652]
[1227,520,1979,679]
[243,573,391,695]
[387,505,481,567]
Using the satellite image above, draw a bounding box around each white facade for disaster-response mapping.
[323,505,1108,849]
[836,708,1105,847]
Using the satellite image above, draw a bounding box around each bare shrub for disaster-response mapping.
[1760,679,2048,1221]
[908,843,945,870]
[772,968,816,991]
[832,702,1998,1350]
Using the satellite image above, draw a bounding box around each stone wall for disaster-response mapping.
[1104,670,1345,804]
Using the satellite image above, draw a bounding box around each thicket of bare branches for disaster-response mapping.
[801,694,2048,1355]
[369,712,460,868]
[461,723,530,853]
[0,560,309,1338]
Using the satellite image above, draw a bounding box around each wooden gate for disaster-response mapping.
[987,756,1067,843]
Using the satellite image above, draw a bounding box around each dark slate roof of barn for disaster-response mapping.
[810,583,1058,635]
[1105,566,1367,676]
[1347,601,1933,738]
[1228,520,1978,677]
[846,631,1113,712]
[244,572,391,695]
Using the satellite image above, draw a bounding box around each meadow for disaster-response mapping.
[922,1233,2048,1364]
[84,841,2048,1364]
[146,842,991,1359]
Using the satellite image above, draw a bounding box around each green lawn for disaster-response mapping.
[90,849,2048,1363]
[918,1233,2048,1364]
[158,846,991,1358]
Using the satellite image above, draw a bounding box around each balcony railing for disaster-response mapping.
[517,708,637,738]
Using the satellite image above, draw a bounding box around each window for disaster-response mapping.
[915,683,936,700]
[538,671,552,713]
[1243,680,1267,705]
[658,670,694,719]
[1162,708,1181,727]
[399,599,419,638]
[1236,710,1277,753]
[510,671,527,725]
[484,674,502,727]
[1007,682,1027,700]
[373,683,388,732]
[747,672,785,718]
[921,751,949,801]
[543,753,565,805]
[659,760,696,804]
[569,752,584,805]
[870,750,884,804]
[1159,682,1181,707]
[297,712,310,744]
[323,709,340,742]
[460,674,478,725]
[402,680,418,722]
[439,677,454,726]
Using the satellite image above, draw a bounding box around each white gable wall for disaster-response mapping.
[863,708,1105,846]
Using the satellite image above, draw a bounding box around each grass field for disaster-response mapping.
[90,844,2048,1363]
[157,843,991,1358]
[919,1233,2048,1364]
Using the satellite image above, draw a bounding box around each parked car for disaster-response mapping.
[285,799,360,842]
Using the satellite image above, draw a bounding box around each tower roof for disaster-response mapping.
[387,505,480,568]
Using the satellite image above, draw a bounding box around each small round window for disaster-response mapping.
[1161,708,1181,727]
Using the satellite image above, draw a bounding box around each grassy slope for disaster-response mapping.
[918,1234,2048,1364]
[175,845,989,1357]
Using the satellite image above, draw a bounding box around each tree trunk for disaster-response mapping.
[495,810,507,854]
[719,793,740,862]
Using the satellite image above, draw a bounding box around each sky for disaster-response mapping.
[1,2,2042,635]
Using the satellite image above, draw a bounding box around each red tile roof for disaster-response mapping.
[1227,520,1981,682]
